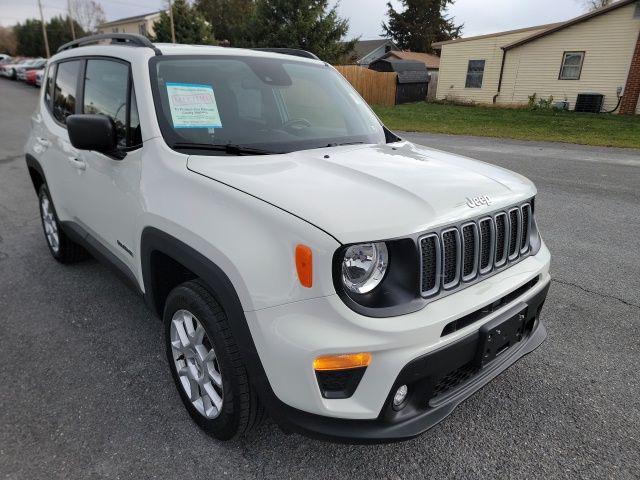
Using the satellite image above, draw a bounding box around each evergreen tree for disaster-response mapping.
[14,16,84,57]
[152,0,215,45]
[194,0,255,46]
[382,0,462,54]
[247,0,355,64]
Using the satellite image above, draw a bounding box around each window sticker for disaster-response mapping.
[166,82,222,129]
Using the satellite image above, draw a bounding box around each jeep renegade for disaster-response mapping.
[25,34,551,443]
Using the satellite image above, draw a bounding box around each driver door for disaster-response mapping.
[72,58,143,272]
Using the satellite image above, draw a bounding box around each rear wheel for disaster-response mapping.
[38,184,87,263]
[164,280,264,440]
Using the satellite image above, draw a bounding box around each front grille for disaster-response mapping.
[419,201,534,298]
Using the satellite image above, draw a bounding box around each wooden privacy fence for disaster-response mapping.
[334,65,397,106]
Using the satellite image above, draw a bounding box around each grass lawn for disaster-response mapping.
[372,102,640,149]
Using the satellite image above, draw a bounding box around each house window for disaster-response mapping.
[112,27,118,33]
[138,23,147,36]
[559,52,585,80]
[465,60,485,88]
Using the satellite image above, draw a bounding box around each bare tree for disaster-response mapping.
[580,0,613,11]
[0,26,17,55]
[69,0,106,34]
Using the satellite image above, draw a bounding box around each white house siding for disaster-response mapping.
[435,27,549,104]
[499,3,640,111]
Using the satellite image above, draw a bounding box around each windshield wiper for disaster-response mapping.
[171,142,276,155]
[325,141,365,147]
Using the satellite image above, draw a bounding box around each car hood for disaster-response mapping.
[186,141,536,244]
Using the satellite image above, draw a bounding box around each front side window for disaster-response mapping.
[83,59,129,147]
[82,59,142,149]
[150,56,386,155]
[53,60,80,124]
[465,60,485,88]
[559,52,584,80]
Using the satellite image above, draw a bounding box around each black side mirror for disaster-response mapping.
[66,114,117,154]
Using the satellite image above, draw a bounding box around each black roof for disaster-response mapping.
[369,58,429,83]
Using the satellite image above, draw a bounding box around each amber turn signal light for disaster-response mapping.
[295,244,313,288]
[313,352,372,371]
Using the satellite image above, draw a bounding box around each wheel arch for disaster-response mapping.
[25,153,46,194]
[139,227,270,392]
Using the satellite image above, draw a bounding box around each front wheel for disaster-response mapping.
[164,280,264,440]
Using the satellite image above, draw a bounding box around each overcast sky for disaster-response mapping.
[1,0,586,38]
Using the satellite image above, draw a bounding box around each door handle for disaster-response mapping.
[35,136,50,146]
[67,157,86,170]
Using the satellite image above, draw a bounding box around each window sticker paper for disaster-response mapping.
[166,82,222,129]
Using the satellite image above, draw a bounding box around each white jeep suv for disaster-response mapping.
[25,34,551,443]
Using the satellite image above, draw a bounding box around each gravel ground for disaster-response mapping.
[1,79,639,479]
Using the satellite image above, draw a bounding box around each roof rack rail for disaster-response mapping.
[251,48,319,60]
[57,33,162,56]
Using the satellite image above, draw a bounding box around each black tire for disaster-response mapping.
[164,279,264,440]
[38,184,87,263]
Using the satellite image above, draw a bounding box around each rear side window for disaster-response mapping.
[53,60,80,123]
[83,59,129,147]
[44,63,56,108]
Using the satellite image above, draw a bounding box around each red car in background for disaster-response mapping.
[25,68,40,86]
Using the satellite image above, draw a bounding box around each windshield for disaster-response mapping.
[150,55,387,155]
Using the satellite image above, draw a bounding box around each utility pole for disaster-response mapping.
[168,0,176,43]
[37,0,50,58]
[67,0,76,40]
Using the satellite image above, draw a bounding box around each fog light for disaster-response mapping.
[393,384,408,407]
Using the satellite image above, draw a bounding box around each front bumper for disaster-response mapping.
[246,244,551,442]
[264,281,549,443]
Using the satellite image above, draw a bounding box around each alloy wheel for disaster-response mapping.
[170,309,224,419]
[40,193,60,253]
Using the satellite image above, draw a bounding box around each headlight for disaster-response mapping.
[341,242,388,294]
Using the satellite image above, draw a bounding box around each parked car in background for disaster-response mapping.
[0,54,12,63]
[17,59,46,81]
[1,57,28,79]
[26,68,44,86]
[34,69,45,87]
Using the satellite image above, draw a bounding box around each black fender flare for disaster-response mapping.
[139,227,276,405]
[25,153,46,193]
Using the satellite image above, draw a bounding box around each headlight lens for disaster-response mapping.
[341,242,388,294]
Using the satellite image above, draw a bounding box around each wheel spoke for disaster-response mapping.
[188,377,200,402]
[203,382,223,411]
[173,319,191,348]
[193,325,206,345]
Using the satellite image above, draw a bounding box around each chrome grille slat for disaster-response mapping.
[461,222,479,282]
[419,201,535,299]
[494,212,508,267]
[507,208,521,261]
[478,217,494,275]
[419,233,441,297]
[520,203,531,254]
[441,228,461,290]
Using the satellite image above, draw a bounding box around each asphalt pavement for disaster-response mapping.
[1,78,639,479]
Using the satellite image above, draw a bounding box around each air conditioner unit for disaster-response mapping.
[575,93,604,113]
